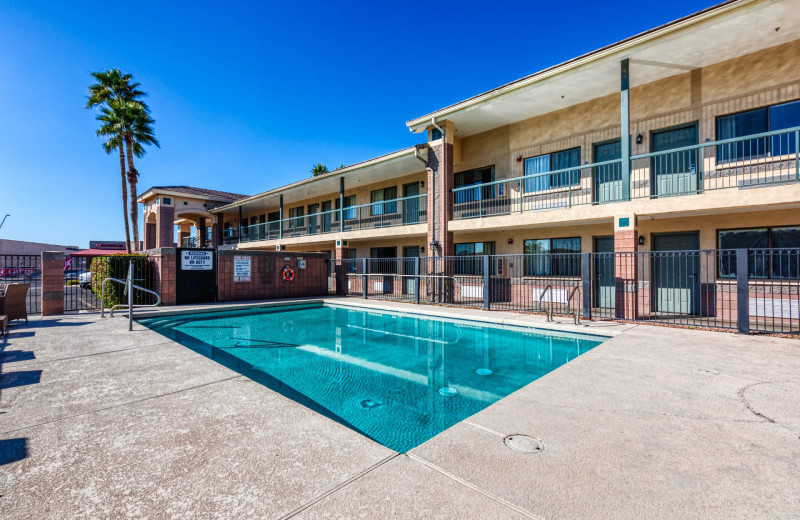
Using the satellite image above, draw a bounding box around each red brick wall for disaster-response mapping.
[217,251,328,302]
[41,251,64,316]
[156,206,174,248]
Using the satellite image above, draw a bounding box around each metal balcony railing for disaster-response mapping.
[452,126,800,219]
[224,193,427,244]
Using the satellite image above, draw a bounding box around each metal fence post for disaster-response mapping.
[483,255,490,310]
[414,257,420,304]
[362,257,368,299]
[582,252,591,319]
[736,248,750,334]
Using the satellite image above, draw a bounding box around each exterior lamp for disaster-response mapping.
[638,235,645,246]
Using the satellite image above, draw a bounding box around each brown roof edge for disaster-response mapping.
[142,185,249,201]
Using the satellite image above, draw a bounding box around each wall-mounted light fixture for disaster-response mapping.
[419,181,424,188]
[636,134,643,144]
[638,235,645,246]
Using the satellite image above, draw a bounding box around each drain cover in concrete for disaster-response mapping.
[504,435,544,453]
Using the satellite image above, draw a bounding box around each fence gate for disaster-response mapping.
[176,248,217,305]
[64,256,103,311]
[1,255,41,314]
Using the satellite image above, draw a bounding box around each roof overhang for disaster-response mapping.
[211,147,425,215]
[137,188,239,204]
[406,0,800,137]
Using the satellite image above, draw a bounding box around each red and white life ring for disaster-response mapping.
[281,265,295,283]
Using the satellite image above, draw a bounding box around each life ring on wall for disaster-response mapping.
[281,265,295,283]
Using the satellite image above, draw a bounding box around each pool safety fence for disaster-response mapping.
[334,248,800,335]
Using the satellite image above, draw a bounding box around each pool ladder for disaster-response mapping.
[100,260,161,331]
[538,285,581,325]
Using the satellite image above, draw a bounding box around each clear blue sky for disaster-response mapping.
[0,0,713,247]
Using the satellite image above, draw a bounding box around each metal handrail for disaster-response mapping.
[566,286,581,325]
[100,261,161,331]
[538,284,554,322]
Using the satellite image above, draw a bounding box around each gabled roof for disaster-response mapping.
[140,186,249,202]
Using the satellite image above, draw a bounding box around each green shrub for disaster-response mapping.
[90,254,154,308]
[66,280,78,286]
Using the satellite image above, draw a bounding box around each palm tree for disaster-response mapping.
[94,110,129,251]
[311,163,328,176]
[86,70,149,253]
[119,102,159,251]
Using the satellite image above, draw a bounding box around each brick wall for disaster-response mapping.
[217,250,328,303]
[156,205,174,248]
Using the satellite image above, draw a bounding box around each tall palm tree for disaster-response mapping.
[86,70,149,253]
[94,110,130,251]
[118,102,159,251]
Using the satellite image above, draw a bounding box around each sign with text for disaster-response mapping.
[234,255,251,282]
[181,250,213,270]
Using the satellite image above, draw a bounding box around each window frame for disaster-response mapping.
[370,186,398,216]
[523,147,581,194]
[453,241,496,275]
[717,225,800,279]
[522,237,582,277]
[715,98,800,164]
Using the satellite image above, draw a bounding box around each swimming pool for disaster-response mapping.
[139,303,605,452]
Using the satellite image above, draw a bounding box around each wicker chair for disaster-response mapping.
[0,283,30,325]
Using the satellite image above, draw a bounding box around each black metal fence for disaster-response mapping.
[0,255,41,314]
[64,256,102,312]
[334,248,800,335]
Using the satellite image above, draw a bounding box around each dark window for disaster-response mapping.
[162,197,171,205]
[523,237,581,276]
[370,246,397,273]
[431,127,442,140]
[454,242,495,275]
[716,99,800,162]
[370,186,398,216]
[718,227,800,279]
[454,166,494,204]
[289,207,304,228]
[524,148,580,193]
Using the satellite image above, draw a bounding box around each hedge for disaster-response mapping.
[90,254,156,308]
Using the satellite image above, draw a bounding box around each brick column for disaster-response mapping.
[212,214,224,248]
[147,248,177,306]
[197,217,207,248]
[614,215,638,320]
[156,205,175,248]
[427,120,454,258]
[41,251,65,316]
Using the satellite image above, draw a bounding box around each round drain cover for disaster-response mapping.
[439,386,458,397]
[504,435,544,453]
[476,368,493,376]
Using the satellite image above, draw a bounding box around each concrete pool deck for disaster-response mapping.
[1,298,798,519]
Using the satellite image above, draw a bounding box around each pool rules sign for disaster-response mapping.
[233,255,251,282]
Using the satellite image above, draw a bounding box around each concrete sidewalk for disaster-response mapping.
[1,301,798,519]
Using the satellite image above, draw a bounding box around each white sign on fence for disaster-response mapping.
[234,255,251,282]
[181,250,213,270]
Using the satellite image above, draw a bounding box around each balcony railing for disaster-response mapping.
[224,193,427,244]
[452,126,800,220]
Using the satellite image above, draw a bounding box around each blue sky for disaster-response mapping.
[0,0,713,247]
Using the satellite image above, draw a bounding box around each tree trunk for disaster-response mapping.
[119,143,132,253]
[125,136,140,252]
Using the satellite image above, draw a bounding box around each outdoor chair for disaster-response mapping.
[0,283,30,325]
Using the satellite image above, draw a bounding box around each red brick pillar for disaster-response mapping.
[156,205,175,248]
[147,248,177,306]
[41,251,65,316]
[614,215,638,320]
[427,120,454,258]
[197,217,207,248]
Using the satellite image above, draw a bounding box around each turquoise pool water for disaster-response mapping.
[139,304,604,452]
